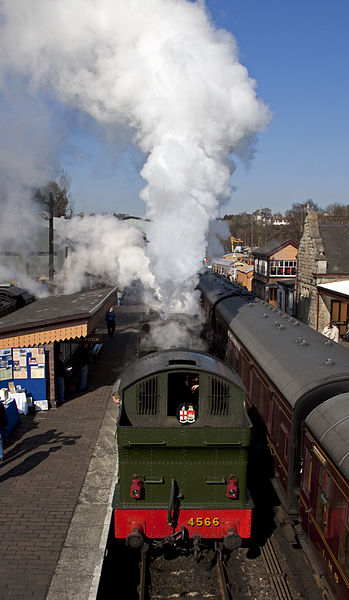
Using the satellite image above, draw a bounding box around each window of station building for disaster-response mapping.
[270,260,296,277]
[269,287,278,302]
[167,372,199,417]
[258,260,267,276]
[331,299,349,336]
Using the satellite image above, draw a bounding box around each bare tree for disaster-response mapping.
[41,167,73,217]
[34,166,73,286]
[321,202,349,221]
[284,200,318,244]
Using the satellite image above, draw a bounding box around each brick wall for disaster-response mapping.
[270,246,298,261]
[296,210,349,331]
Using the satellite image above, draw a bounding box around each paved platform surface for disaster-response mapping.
[0,301,145,600]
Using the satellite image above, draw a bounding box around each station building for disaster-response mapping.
[0,286,117,409]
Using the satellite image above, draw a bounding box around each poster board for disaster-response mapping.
[0,347,47,401]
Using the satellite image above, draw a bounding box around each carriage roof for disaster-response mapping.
[199,272,349,409]
[305,392,349,480]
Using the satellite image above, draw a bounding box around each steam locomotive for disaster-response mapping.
[112,346,253,554]
[198,270,349,600]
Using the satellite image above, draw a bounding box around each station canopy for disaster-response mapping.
[317,280,349,298]
[0,286,118,349]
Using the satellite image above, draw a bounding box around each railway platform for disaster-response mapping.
[0,300,145,600]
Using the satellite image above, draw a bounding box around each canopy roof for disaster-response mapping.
[0,286,117,348]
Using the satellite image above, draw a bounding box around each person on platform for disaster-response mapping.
[105,306,117,337]
[123,288,130,306]
[322,321,339,343]
[79,344,90,391]
[0,400,8,463]
[56,352,66,406]
[342,321,349,342]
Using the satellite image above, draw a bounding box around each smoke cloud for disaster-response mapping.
[0,0,270,313]
[0,83,62,296]
[206,220,231,260]
[56,215,155,294]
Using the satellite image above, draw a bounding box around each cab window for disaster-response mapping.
[167,372,199,416]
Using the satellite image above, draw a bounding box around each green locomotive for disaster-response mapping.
[113,349,253,551]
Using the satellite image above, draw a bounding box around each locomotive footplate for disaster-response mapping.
[114,507,252,540]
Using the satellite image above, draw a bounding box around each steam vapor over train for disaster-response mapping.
[198,270,349,600]
[112,344,253,555]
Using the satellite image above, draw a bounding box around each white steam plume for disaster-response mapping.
[0,84,63,297]
[56,215,155,294]
[0,0,270,312]
[206,220,231,260]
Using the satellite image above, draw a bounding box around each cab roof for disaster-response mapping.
[119,348,243,391]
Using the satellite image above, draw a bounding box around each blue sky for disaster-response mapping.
[62,0,349,217]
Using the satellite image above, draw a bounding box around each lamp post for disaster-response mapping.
[48,192,54,288]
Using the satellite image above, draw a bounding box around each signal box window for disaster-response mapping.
[167,373,199,417]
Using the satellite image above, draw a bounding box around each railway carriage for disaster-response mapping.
[300,393,349,600]
[199,272,349,514]
[112,348,253,551]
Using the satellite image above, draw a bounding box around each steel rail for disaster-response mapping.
[261,538,293,600]
[216,547,232,600]
[138,544,148,600]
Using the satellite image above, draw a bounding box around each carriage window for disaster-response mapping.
[302,447,312,496]
[316,468,330,533]
[209,376,230,416]
[167,373,199,416]
[241,357,250,390]
[137,376,159,415]
[339,509,349,578]
[281,423,289,463]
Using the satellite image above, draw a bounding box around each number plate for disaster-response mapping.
[187,517,220,527]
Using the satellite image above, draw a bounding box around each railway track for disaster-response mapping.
[136,540,295,600]
[135,529,330,600]
[260,538,293,600]
[98,517,333,600]
[138,543,233,600]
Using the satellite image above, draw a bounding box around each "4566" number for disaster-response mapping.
[187,517,220,527]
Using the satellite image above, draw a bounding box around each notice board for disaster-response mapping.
[0,347,46,401]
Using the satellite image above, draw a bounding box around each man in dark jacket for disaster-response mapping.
[56,353,66,406]
[0,400,8,463]
[105,307,116,337]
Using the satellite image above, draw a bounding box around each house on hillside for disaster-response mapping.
[296,207,349,335]
[252,238,298,306]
